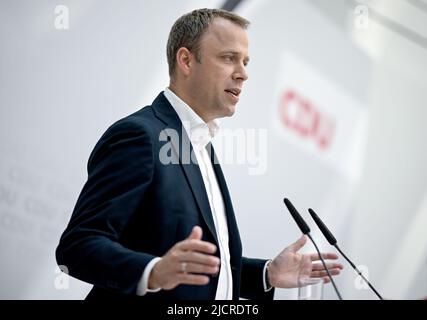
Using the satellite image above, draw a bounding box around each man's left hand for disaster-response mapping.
[267,235,344,288]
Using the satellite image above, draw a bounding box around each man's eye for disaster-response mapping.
[224,56,233,62]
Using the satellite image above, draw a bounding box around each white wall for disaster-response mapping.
[348,0,427,299]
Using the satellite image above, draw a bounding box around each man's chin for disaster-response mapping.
[226,105,237,117]
[214,105,236,119]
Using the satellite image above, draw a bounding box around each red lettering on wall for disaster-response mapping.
[279,89,335,150]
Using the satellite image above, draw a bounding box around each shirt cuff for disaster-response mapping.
[263,260,273,292]
[136,257,162,296]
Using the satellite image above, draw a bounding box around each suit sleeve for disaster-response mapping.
[56,119,155,295]
[240,257,275,300]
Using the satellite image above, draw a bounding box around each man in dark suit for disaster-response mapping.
[56,8,342,300]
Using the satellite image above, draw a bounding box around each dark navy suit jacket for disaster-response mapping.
[56,92,274,300]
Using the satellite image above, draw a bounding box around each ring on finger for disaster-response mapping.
[180,262,188,273]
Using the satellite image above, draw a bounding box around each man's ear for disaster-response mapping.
[175,47,193,77]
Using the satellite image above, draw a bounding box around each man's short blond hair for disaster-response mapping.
[166,8,250,77]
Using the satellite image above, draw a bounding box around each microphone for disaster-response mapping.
[283,198,343,300]
[308,208,383,300]
[284,198,310,234]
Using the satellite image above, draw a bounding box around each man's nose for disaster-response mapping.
[232,64,248,81]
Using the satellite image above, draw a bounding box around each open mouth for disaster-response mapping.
[225,88,241,99]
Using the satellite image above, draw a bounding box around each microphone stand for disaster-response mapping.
[334,244,383,300]
[307,233,343,300]
[308,208,383,300]
[284,198,343,300]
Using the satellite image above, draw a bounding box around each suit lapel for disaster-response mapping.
[151,93,218,244]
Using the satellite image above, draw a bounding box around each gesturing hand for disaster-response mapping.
[148,226,220,290]
[267,235,344,288]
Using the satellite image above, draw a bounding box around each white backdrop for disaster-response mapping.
[0,0,426,299]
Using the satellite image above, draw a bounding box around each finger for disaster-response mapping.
[177,273,210,286]
[311,268,342,278]
[287,235,307,252]
[180,251,220,267]
[187,226,202,240]
[312,263,344,271]
[177,239,217,254]
[310,252,339,261]
[181,262,219,275]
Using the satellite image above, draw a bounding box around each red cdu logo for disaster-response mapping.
[278,90,335,150]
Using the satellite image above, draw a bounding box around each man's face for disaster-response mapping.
[187,18,249,122]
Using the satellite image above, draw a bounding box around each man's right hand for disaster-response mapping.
[148,226,220,290]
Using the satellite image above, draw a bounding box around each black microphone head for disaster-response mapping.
[283,198,310,234]
[308,208,337,245]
